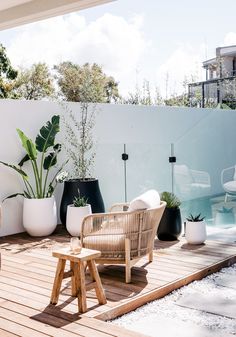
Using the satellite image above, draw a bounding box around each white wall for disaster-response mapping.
[1,100,236,236]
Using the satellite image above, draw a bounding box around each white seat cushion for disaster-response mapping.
[224,181,236,193]
[128,189,160,211]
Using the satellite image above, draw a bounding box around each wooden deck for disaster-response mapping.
[0,226,235,337]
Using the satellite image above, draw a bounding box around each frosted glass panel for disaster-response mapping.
[95,143,125,210]
[174,109,236,228]
[125,143,171,201]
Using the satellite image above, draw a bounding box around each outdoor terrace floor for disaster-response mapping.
[0,226,235,337]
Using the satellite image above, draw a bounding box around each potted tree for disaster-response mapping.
[66,194,92,237]
[185,213,206,244]
[157,191,182,241]
[60,101,104,225]
[0,115,67,236]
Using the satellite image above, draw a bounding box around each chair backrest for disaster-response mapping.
[81,201,166,260]
[126,201,166,258]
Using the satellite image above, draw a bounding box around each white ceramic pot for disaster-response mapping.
[185,221,207,244]
[23,197,57,237]
[66,204,92,237]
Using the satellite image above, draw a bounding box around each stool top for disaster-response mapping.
[52,247,101,262]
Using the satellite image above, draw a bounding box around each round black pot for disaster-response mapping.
[157,207,182,241]
[60,178,105,225]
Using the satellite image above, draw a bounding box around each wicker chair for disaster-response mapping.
[80,201,166,283]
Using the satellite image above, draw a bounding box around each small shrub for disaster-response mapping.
[161,191,181,208]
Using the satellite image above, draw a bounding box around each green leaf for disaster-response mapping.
[35,115,60,153]
[3,193,24,201]
[0,161,28,180]
[46,183,54,197]
[43,143,61,170]
[17,129,37,160]
[43,152,57,170]
[18,154,30,167]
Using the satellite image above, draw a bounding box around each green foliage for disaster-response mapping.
[0,43,18,98]
[63,102,95,180]
[55,62,119,103]
[14,63,54,100]
[164,93,189,107]
[1,115,67,199]
[160,191,181,208]
[73,195,88,207]
[120,80,163,106]
[186,213,205,222]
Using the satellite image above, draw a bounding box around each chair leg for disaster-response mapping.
[149,250,153,262]
[125,238,131,283]
[225,193,228,203]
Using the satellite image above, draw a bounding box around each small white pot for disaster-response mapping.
[185,221,207,244]
[23,197,57,237]
[66,204,92,237]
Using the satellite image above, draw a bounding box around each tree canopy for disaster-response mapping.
[0,44,18,98]
[14,63,55,100]
[55,62,119,103]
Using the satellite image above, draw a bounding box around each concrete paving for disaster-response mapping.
[176,292,236,319]
[129,315,234,337]
[113,227,236,337]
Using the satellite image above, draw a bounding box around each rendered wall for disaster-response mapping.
[0,100,235,236]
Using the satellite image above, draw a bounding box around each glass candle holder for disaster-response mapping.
[70,237,82,254]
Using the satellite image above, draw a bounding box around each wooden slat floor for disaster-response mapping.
[0,226,235,337]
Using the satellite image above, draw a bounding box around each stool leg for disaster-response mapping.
[87,260,107,305]
[50,259,66,304]
[77,261,87,313]
[70,261,79,297]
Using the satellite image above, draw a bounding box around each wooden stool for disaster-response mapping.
[50,248,107,313]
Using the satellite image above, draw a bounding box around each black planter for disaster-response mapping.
[60,178,105,225]
[157,207,182,241]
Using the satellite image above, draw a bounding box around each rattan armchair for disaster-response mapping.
[80,201,166,283]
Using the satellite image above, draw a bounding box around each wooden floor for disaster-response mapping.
[0,226,235,337]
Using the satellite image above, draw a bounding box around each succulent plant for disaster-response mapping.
[186,213,205,222]
[73,194,88,207]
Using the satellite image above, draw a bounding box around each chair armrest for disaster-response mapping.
[81,211,128,241]
[109,203,130,212]
[221,166,235,185]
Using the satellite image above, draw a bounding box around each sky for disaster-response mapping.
[0,0,236,98]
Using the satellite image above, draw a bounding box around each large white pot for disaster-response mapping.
[23,197,57,237]
[185,221,207,244]
[66,204,92,237]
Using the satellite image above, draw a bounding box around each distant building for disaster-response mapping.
[188,45,236,108]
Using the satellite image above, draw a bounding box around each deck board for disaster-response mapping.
[0,227,235,336]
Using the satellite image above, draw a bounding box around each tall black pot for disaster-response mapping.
[157,207,182,241]
[60,178,105,225]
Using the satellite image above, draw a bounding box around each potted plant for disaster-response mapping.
[0,115,67,236]
[60,101,104,225]
[215,206,235,226]
[157,191,182,241]
[185,213,206,244]
[66,193,92,237]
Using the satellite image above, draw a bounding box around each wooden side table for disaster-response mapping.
[50,248,107,313]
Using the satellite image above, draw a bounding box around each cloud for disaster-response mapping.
[223,32,236,46]
[156,45,205,97]
[6,13,147,94]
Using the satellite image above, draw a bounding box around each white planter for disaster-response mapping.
[66,204,92,237]
[185,221,207,244]
[23,197,57,237]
